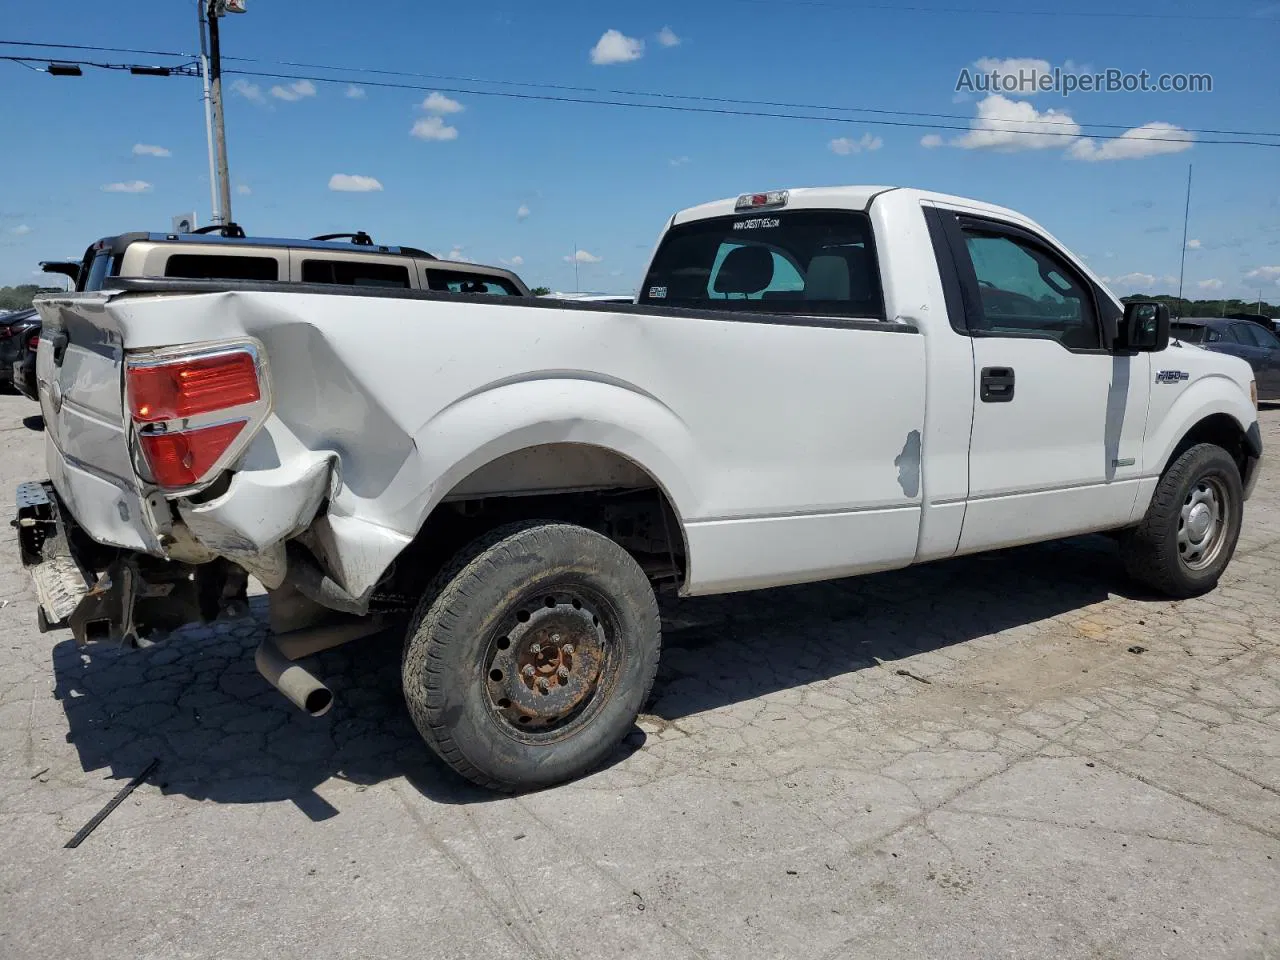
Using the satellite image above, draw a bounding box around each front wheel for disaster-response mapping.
[402,521,661,791]
[1120,443,1244,598]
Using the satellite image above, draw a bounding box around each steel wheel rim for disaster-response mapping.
[482,584,618,744]
[1177,475,1229,571]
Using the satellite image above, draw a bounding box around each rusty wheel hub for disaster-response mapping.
[485,591,608,734]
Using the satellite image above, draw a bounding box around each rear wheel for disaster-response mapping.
[1120,443,1243,598]
[401,521,661,791]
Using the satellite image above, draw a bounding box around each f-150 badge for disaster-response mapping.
[1155,370,1190,383]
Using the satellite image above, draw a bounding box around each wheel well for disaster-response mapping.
[1164,414,1249,479]
[385,444,688,600]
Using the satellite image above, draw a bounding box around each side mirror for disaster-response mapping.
[1118,300,1170,352]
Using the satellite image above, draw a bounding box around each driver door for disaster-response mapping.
[937,213,1151,553]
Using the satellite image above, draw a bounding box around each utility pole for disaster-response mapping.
[1175,162,1192,319]
[196,0,221,224]
[206,1,233,226]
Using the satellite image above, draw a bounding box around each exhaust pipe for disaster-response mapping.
[254,636,333,717]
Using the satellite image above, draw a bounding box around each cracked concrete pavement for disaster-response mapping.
[0,389,1277,960]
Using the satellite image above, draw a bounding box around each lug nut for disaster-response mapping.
[562,644,574,655]
[530,643,542,655]
[537,678,550,693]
[551,634,561,643]
[557,666,570,680]
[522,664,535,677]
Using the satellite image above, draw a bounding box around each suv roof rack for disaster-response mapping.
[311,231,374,246]
[192,222,247,239]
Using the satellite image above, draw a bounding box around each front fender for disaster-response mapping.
[1142,372,1258,477]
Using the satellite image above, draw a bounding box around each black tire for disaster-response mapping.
[401,521,661,792]
[1120,443,1244,598]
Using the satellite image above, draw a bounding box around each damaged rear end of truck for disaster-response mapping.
[18,284,425,716]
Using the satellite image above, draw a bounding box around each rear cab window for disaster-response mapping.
[638,209,885,319]
[1171,323,1206,343]
[427,270,522,296]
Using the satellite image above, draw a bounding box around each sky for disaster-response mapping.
[1,0,1278,299]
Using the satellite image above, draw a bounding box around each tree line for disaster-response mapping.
[0,285,47,312]
[1120,293,1278,320]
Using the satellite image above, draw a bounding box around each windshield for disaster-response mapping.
[639,209,885,319]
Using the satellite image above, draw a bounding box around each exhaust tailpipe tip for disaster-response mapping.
[254,637,334,718]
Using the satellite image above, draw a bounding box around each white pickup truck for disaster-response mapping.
[18,185,1263,791]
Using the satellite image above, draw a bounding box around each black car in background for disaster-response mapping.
[0,308,40,394]
[11,321,40,401]
[1172,316,1280,402]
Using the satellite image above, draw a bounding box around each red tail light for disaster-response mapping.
[28,333,40,350]
[139,421,247,488]
[128,350,260,423]
[125,344,267,491]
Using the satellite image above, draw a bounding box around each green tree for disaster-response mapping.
[529,286,551,297]
[0,285,42,312]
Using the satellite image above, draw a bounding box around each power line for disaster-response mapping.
[1,54,198,76]
[223,54,1280,140]
[0,39,195,58]
[5,38,1279,143]
[227,68,1280,148]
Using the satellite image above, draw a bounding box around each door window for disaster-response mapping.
[1235,323,1280,349]
[960,229,1099,349]
[164,255,279,281]
[426,271,522,296]
[302,259,411,288]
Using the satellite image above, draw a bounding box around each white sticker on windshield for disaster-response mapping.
[733,217,781,231]
[649,285,668,299]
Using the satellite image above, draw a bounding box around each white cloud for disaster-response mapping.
[1197,278,1223,291]
[657,26,681,47]
[829,133,883,155]
[564,249,603,264]
[502,255,525,267]
[1185,238,1201,249]
[346,85,366,99]
[236,184,252,196]
[231,79,265,104]
[1113,272,1157,288]
[9,224,31,236]
[1070,122,1194,161]
[132,143,171,158]
[1245,265,1280,281]
[970,57,1053,97]
[421,92,464,114]
[943,94,1081,152]
[927,94,1193,162]
[328,173,383,192]
[669,155,691,167]
[590,29,644,65]
[516,203,531,221]
[411,116,459,141]
[270,80,317,102]
[445,246,474,262]
[102,180,152,193]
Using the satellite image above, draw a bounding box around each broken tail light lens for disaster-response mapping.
[128,350,260,423]
[138,421,247,489]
